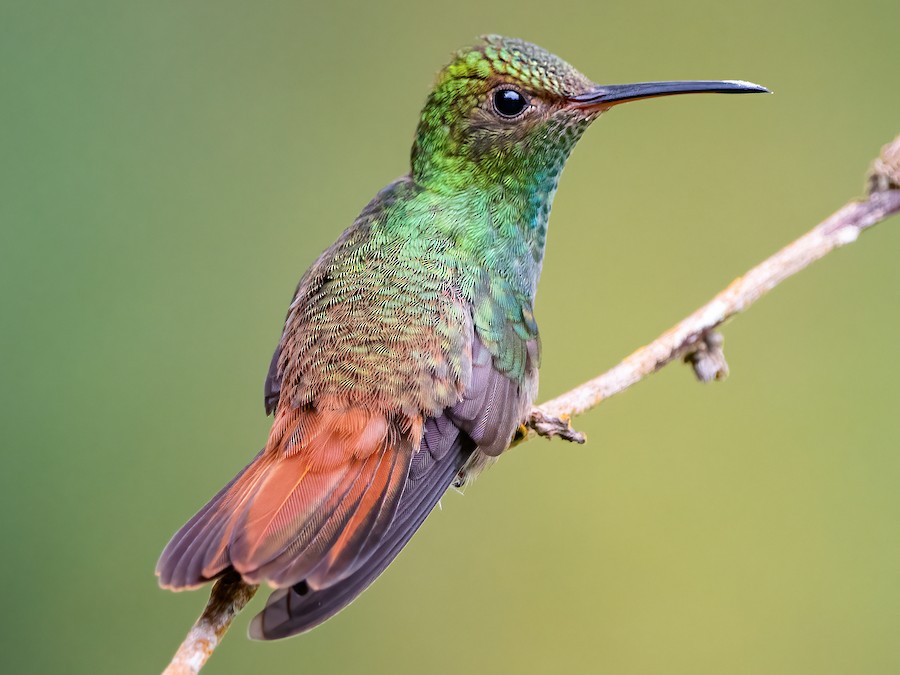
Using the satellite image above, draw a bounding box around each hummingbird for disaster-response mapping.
[157,35,767,640]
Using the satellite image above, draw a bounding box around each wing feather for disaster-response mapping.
[249,415,475,639]
[157,408,415,591]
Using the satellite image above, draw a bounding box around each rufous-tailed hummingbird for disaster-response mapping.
[157,35,767,640]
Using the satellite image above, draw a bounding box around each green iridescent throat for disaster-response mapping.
[410,65,592,289]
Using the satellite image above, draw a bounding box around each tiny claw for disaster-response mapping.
[513,423,530,443]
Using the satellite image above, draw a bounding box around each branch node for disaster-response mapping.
[684,331,729,383]
[868,136,900,194]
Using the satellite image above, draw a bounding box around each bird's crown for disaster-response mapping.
[440,35,592,100]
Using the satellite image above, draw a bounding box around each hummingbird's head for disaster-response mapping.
[411,35,767,192]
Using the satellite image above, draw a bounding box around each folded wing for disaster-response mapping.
[157,405,416,592]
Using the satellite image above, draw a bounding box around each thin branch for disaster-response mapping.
[162,571,257,675]
[523,135,900,442]
[161,134,900,674]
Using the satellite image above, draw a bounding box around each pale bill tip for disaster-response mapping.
[723,79,771,94]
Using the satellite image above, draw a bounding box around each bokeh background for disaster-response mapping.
[3,1,900,673]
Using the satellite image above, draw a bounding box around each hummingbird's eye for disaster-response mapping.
[492,89,529,118]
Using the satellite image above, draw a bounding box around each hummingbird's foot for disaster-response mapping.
[684,330,729,383]
[518,410,586,445]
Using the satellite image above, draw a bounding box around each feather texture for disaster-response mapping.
[249,415,475,639]
[158,34,607,639]
[157,405,417,591]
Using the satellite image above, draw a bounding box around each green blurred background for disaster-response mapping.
[3,1,900,673]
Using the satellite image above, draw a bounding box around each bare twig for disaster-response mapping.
[162,135,900,674]
[523,134,900,441]
[162,571,257,675]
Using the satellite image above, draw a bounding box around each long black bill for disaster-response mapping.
[569,80,769,109]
